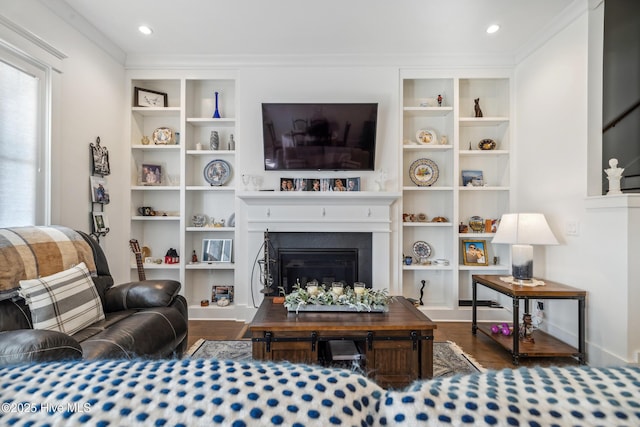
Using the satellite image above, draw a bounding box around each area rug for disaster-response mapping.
[186,340,483,377]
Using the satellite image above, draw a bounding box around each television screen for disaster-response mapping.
[262,103,378,170]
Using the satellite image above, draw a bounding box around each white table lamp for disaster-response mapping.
[491,213,558,284]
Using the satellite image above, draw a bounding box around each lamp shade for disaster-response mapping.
[491,213,558,245]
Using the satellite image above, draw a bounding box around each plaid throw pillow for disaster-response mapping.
[18,262,105,335]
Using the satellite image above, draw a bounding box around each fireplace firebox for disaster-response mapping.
[269,232,372,294]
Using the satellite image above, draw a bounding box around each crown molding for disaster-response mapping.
[124,52,516,70]
[515,0,589,64]
[40,0,126,65]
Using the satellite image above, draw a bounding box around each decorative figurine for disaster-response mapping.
[213,91,221,118]
[228,134,235,151]
[419,279,426,306]
[437,94,443,107]
[474,98,483,117]
[192,250,198,263]
[605,158,624,195]
[519,313,535,342]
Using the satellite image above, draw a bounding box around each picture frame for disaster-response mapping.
[141,163,163,185]
[211,285,234,303]
[461,170,484,187]
[346,177,360,191]
[90,176,110,204]
[92,211,109,233]
[202,239,233,263]
[134,87,168,108]
[90,137,110,176]
[462,239,489,266]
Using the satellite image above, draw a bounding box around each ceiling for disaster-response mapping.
[52,0,577,61]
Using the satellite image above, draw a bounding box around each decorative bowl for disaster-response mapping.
[478,139,497,150]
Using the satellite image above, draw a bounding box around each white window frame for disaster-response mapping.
[0,42,51,226]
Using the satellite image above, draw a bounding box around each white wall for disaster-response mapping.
[2,0,128,283]
[515,8,634,365]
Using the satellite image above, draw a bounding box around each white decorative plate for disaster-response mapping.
[203,159,231,186]
[409,158,439,186]
[416,129,438,145]
[152,127,173,145]
[413,241,432,259]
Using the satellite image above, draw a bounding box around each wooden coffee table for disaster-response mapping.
[250,296,436,388]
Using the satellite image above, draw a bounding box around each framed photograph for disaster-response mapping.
[202,239,233,263]
[92,211,109,233]
[462,239,489,266]
[141,163,162,185]
[90,137,110,176]
[211,285,234,303]
[461,170,484,187]
[280,178,294,191]
[346,177,360,191]
[309,178,321,191]
[90,176,110,204]
[134,87,168,107]
[320,178,332,192]
[332,178,347,191]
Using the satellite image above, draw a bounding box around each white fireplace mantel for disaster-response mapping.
[237,191,401,233]
[238,191,401,295]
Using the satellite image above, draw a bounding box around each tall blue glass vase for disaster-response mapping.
[213,91,221,118]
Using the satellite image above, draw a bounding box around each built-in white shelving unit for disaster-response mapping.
[399,72,513,321]
[127,72,238,319]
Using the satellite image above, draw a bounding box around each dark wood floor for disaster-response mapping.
[188,320,581,371]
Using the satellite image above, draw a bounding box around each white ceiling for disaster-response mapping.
[52,0,577,60]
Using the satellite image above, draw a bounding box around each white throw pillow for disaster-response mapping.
[19,262,105,335]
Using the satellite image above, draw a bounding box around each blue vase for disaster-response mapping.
[213,91,221,118]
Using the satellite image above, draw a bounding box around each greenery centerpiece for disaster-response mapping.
[281,282,392,313]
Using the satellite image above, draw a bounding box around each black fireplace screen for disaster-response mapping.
[279,249,358,292]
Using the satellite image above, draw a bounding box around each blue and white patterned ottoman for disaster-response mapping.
[0,358,382,426]
[377,366,640,426]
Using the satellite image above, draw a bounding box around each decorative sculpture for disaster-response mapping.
[519,313,535,343]
[419,279,426,306]
[605,158,624,195]
[474,98,483,118]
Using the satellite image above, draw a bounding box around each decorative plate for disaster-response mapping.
[203,159,231,186]
[152,127,173,145]
[416,129,438,145]
[413,241,432,259]
[409,158,439,186]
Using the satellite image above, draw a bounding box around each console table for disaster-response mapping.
[471,274,586,365]
[249,296,436,389]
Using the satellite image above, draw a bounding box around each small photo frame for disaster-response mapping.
[141,163,163,185]
[280,178,294,191]
[332,178,347,191]
[461,170,484,187]
[320,178,332,192]
[346,177,360,191]
[202,239,233,263]
[134,87,168,107]
[92,211,109,233]
[90,176,110,204]
[211,285,234,303]
[462,239,489,266]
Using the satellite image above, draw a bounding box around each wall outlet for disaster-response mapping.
[565,221,580,236]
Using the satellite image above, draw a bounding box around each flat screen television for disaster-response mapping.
[261,103,378,171]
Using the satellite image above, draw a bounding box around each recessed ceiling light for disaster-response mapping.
[486,24,500,34]
[138,25,153,35]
